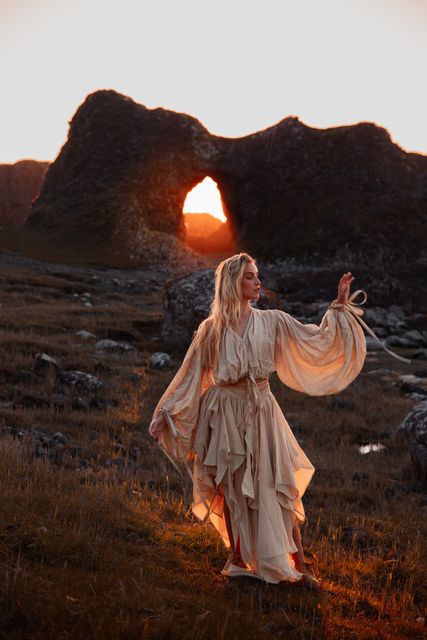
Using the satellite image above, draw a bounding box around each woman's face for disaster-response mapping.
[240,261,261,301]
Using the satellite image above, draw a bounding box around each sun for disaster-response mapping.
[183,177,226,222]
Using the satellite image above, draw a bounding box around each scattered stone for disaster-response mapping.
[163,269,214,349]
[128,372,144,382]
[364,306,407,333]
[33,353,60,377]
[52,432,68,445]
[401,330,426,347]
[150,352,172,369]
[358,443,386,454]
[385,335,413,348]
[95,339,135,353]
[396,400,427,487]
[366,368,392,376]
[59,370,103,392]
[76,330,97,339]
[365,336,382,351]
[49,393,69,408]
[400,375,427,398]
[412,349,427,360]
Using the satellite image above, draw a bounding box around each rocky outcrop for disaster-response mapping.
[0,159,49,229]
[162,268,280,349]
[396,401,427,488]
[23,89,427,266]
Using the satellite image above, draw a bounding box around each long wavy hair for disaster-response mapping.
[193,252,256,370]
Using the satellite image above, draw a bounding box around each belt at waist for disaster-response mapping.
[217,376,269,390]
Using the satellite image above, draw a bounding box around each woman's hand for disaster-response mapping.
[336,272,355,305]
[149,413,167,440]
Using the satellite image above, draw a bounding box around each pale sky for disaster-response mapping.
[1,0,427,164]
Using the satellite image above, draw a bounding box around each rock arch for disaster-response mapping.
[22,89,427,266]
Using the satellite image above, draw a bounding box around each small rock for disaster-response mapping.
[33,353,60,377]
[365,336,382,351]
[59,370,103,391]
[49,394,68,408]
[401,378,427,397]
[366,368,392,376]
[95,339,134,353]
[385,335,413,349]
[150,352,172,369]
[128,372,144,382]
[401,330,426,347]
[52,432,68,445]
[76,330,96,339]
[88,430,99,440]
[412,348,427,360]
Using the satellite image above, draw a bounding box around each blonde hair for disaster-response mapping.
[193,252,256,370]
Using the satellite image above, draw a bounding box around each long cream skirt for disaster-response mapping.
[192,381,315,584]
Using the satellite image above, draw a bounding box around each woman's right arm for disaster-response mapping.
[148,331,213,462]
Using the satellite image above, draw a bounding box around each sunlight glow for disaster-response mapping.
[183,178,226,222]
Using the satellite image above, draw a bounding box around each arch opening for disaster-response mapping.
[182,176,236,255]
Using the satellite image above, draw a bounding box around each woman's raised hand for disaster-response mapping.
[336,272,355,305]
[149,413,167,440]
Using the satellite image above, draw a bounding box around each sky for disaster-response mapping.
[1,0,427,166]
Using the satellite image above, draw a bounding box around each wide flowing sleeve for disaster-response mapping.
[149,332,213,463]
[274,296,367,396]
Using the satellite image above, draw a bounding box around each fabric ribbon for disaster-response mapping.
[243,372,266,495]
[329,289,411,364]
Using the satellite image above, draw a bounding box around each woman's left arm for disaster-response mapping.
[274,272,367,396]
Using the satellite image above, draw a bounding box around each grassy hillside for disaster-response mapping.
[0,252,425,640]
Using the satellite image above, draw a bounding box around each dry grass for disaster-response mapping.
[0,254,426,640]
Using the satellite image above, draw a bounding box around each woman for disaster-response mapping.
[149,253,367,588]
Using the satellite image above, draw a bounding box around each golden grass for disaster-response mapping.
[0,257,426,639]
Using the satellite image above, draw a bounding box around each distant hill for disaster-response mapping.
[0,159,49,230]
[184,213,235,254]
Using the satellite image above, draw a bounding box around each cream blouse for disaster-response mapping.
[151,296,368,464]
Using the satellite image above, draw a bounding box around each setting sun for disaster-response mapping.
[183,177,226,222]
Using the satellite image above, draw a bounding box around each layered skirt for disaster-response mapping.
[191,378,315,584]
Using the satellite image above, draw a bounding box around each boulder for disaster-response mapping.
[162,268,280,350]
[396,401,427,487]
[163,269,214,349]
